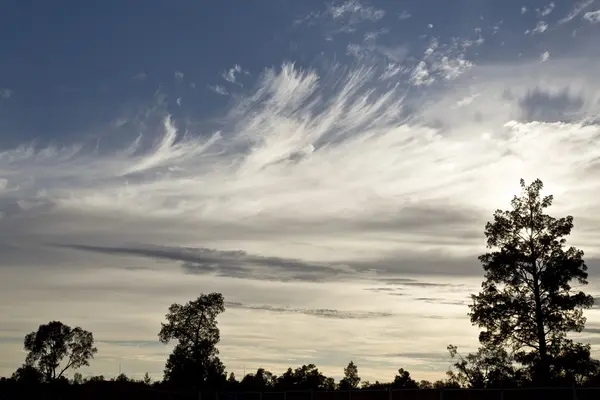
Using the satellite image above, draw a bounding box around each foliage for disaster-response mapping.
[85,375,105,382]
[142,372,152,385]
[391,368,418,388]
[240,368,277,390]
[158,292,226,389]
[275,364,335,390]
[469,179,594,385]
[447,344,518,388]
[6,187,600,395]
[23,321,97,382]
[11,364,44,384]
[339,361,360,389]
[114,373,130,382]
[418,380,432,389]
[547,340,600,385]
[72,372,84,385]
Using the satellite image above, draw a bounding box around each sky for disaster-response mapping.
[2,0,600,383]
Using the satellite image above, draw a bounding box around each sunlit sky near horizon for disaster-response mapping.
[2,0,600,383]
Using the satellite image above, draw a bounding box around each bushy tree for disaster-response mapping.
[447,344,517,388]
[547,340,599,385]
[418,380,433,389]
[158,292,226,389]
[72,372,83,385]
[114,373,130,382]
[23,321,97,382]
[240,368,276,390]
[391,368,418,388]
[339,361,360,389]
[11,364,44,384]
[275,364,334,390]
[469,179,594,385]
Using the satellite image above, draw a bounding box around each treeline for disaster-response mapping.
[3,179,600,395]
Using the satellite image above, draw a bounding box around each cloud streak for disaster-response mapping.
[2,2,600,381]
[225,301,394,319]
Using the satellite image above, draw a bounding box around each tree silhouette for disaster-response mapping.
[447,344,517,388]
[227,372,238,386]
[391,368,418,388]
[275,364,334,390]
[547,340,599,385]
[339,361,360,389]
[240,368,276,390]
[23,321,97,382]
[418,380,432,389]
[72,372,83,385]
[11,364,44,384]
[469,179,594,385]
[158,292,226,389]
[142,372,152,385]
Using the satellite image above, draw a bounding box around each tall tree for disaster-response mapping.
[339,361,360,389]
[23,321,97,382]
[469,179,594,385]
[158,292,226,389]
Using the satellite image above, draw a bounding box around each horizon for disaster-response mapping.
[2,0,600,384]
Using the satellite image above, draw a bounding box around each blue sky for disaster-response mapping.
[1,0,588,145]
[2,0,600,382]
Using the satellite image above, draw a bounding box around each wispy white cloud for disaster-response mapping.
[133,72,147,81]
[174,71,184,82]
[296,0,385,38]
[2,4,600,382]
[363,28,389,42]
[209,84,229,95]
[583,10,600,23]
[398,10,411,20]
[540,51,551,62]
[327,0,385,22]
[222,64,246,84]
[410,61,433,86]
[456,93,480,107]
[0,88,12,99]
[537,2,555,17]
[528,21,549,34]
[559,0,595,24]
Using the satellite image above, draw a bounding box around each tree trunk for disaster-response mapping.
[532,276,549,385]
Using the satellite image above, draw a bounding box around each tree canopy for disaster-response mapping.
[468,178,594,385]
[339,361,360,389]
[158,292,226,389]
[5,178,600,394]
[23,321,97,382]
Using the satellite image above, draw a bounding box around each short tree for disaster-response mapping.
[159,292,226,389]
[469,179,594,385]
[392,368,418,388]
[72,372,84,385]
[11,364,44,384]
[23,321,97,382]
[142,372,152,385]
[275,364,334,390]
[447,344,517,388]
[418,380,433,389]
[339,361,360,389]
